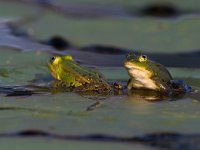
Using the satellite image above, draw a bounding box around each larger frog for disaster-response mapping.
[48,53,191,96]
[124,53,191,94]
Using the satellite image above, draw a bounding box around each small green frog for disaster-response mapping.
[124,53,191,94]
[48,55,111,93]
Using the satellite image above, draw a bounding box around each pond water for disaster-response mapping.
[0,0,200,150]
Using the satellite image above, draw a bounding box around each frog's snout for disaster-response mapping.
[124,60,133,69]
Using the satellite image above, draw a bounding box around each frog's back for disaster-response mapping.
[150,61,172,82]
[59,58,111,91]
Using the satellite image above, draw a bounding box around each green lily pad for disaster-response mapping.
[18,1,200,54]
[0,1,36,18]
[0,48,50,84]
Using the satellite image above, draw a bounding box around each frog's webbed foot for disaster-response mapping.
[108,81,125,95]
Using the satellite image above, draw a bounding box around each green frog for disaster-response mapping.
[48,53,191,96]
[124,53,191,94]
[48,55,112,93]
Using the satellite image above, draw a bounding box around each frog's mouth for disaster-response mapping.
[124,61,152,79]
[48,63,59,80]
[124,61,145,71]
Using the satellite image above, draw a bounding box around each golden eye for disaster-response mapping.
[50,56,56,63]
[51,56,56,61]
[50,56,61,64]
[139,55,147,62]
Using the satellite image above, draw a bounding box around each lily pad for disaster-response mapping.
[18,2,200,54]
[0,48,50,84]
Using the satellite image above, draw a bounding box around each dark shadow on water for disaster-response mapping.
[39,35,200,68]
[65,47,200,68]
[137,3,180,18]
[129,2,199,18]
[0,129,199,150]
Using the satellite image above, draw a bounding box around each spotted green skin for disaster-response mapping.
[48,55,111,92]
[124,53,173,93]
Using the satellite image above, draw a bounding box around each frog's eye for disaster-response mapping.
[139,55,148,62]
[50,56,56,63]
[50,56,61,64]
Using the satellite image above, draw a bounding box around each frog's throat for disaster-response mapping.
[48,63,60,80]
[128,77,158,91]
[125,63,158,91]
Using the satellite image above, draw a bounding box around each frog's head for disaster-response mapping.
[48,55,73,81]
[124,53,154,79]
[124,52,172,91]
